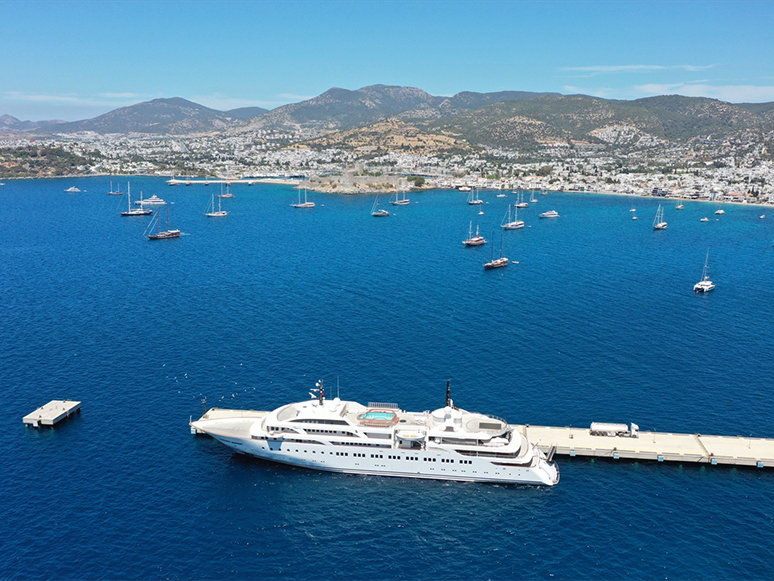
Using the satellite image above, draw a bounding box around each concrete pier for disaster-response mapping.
[23,400,81,428]
[518,425,774,468]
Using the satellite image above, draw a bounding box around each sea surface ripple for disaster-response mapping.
[1,178,774,580]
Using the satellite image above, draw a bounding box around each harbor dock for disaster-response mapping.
[23,400,81,428]
[192,408,774,469]
[518,425,774,468]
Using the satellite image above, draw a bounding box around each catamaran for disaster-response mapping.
[694,250,715,293]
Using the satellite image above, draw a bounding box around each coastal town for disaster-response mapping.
[1,125,772,205]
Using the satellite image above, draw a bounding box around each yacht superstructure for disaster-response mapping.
[191,381,559,486]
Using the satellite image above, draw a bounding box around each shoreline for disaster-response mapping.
[3,174,770,209]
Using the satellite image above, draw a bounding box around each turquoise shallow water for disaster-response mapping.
[1,177,774,580]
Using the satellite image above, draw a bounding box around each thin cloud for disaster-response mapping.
[193,95,278,110]
[278,93,314,101]
[559,64,718,78]
[634,83,774,102]
[563,83,774,103]
[98,92,147,99]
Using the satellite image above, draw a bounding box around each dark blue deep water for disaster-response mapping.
[2,177,774,580]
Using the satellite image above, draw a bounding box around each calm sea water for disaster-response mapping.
[2,177,774,580]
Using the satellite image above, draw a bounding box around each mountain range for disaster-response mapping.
[3,85,773,154]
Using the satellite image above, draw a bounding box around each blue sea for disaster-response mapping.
[2,177,774,580]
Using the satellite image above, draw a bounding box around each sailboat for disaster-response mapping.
[291,188,315,208]
[501,205,524,230]
[714,203,725,215]
[390,190,410,205]
[653,204,667,230]
[693,250,715,293]
[107,179,123,195]
[145,205,181,240]
[515,193,528,208]
[121,183,152,216]
[529,190,538,203]
[204,192,228,217]
[484,233,508,269]
[467,189,483,205]
[371,196,389,217]
[219,184,235,198]
[675,201,684,210]
[462,221,486,246]
[630,201,637,213]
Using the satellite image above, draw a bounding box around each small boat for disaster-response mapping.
[219,184,235,199]
[478,210,484,215]
[65,186,80,193]
[463,221,486,246]
[496,193,507,198]
[135,194,165,205]
[291,188,315,208]
[632,215,638,220]
[515,193,528,208]
[458,186,472,192]
[630,202,636,213]
[145,205,180,240]
[653,204,667,230]
[529,191,538,203]
[693,250,715,293]
[714,202,725,215]
[107,179,123,195]
[539,210,559,219]
[700,217,710,222]
[204,192,228,217]
[501,205,524,230]
[484,233,508,270]
[390,190,410,205]
[467,189,483,205]
[760,215,766,219]
[371,196,389,217]
[121,184,152,216]
[675,202,684,210]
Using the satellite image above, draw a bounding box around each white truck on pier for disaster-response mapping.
[590,422,639,438]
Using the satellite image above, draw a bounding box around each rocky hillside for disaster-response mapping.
[288,118,472,156]
[424,94,774,150]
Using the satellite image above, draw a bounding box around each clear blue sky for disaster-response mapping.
[2,0,773,121]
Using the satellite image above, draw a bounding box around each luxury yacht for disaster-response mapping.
[191,381,559,486]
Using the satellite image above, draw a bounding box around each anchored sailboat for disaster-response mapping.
[145,205,181,240]
[653,204,667,230]
[693,249,715,293]
[484,232,508,269]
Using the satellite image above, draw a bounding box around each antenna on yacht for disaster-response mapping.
[313,379,324,404]
[202,397,207,415]
[337,376,340,399]
[445,380,452,408]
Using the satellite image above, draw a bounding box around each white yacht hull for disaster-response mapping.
[195,417,559,486]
